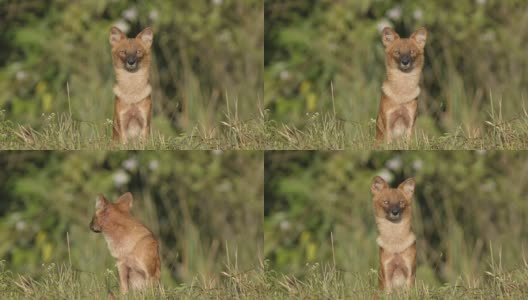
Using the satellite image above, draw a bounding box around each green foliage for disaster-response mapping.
[0,0,262,139]
[265,0,528,140]
[0,151,263,285]
[264,151,528,286]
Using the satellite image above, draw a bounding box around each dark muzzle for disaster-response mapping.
[387,204,402,221]
[125,55,138,70]
[400,54,411,67]
[89,218,101,233]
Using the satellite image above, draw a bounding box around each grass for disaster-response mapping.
[0,109,268,150]
[1,259,527,299]
[2,97,528,150]
[266,96,528,150]
[0,260,265,299]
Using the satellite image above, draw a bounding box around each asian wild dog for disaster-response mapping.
[109,26,154,144]
[371,176,416,292]
[375,27,427,145]
[90,193,161,294]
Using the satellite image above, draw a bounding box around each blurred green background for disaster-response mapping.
[265,0,528,135]
[0,151,263,286]
[264,151,528,286]
[0,0,262,134]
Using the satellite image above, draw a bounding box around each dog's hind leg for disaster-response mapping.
[128,268,148,291]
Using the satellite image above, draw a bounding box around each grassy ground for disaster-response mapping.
[2,104,528,150]
[0,110,268,150]
[266,103,528,150]
[1,260,527,299]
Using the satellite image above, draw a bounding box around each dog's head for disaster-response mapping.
[381,27,427,73]
[371,176,414,223]
[109,27,153,73]
[89,193,134,233]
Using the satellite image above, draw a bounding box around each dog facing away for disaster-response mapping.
[375,27,427,145]
[371,176,416,293]
[90,192,161,294]
[109,27,154,144]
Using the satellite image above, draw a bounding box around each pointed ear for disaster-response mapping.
[116,192,133,212]
[109,26,126,47]
[382,27,399,48]
[371,176,389,195]
[411,27,427,49]
[398,178,415,198]
[95,194,108,210]
[136,27,153,48]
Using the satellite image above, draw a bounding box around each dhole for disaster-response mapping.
[371,176,416,292]
[109,27,154,144]
[376,27,427,145]
[90,193,161,294]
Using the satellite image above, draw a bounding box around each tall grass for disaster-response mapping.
[0,101,267,149]
[1,256,527,299]
[262,98,528,150]
[4,94,528,149]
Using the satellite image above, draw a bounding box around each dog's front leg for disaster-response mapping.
[117,261,130,294]
[405,114,415,144]
[405,126,413,143]
[112,117,122,145]
[139,97,152,142]
[385,124,393,144]
[140,122,150,141]
[118,114,128,145]
[382,114,393,144]
[405,273,414,289]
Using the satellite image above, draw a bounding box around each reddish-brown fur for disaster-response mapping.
[109,27,154,144]
[371,176,416,292]
[375,27,427,145]
[90,193,161,295]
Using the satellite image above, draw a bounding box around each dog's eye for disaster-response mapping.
[394,50,400,56]
[411,50,416,56]
[137,50,142,56]
[119,50,125,56]
[400,201,404,206]
[383,200,389,205]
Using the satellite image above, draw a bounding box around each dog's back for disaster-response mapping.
[126,234,161,289]
[90,193,161,294]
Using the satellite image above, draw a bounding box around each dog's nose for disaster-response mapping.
[389,205,401,216]
[400,55,411,66]
[126,56,137,65]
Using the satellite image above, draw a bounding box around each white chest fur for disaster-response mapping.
[382,68,421,104]
[376,217,415,253]
[113,68,151,104]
